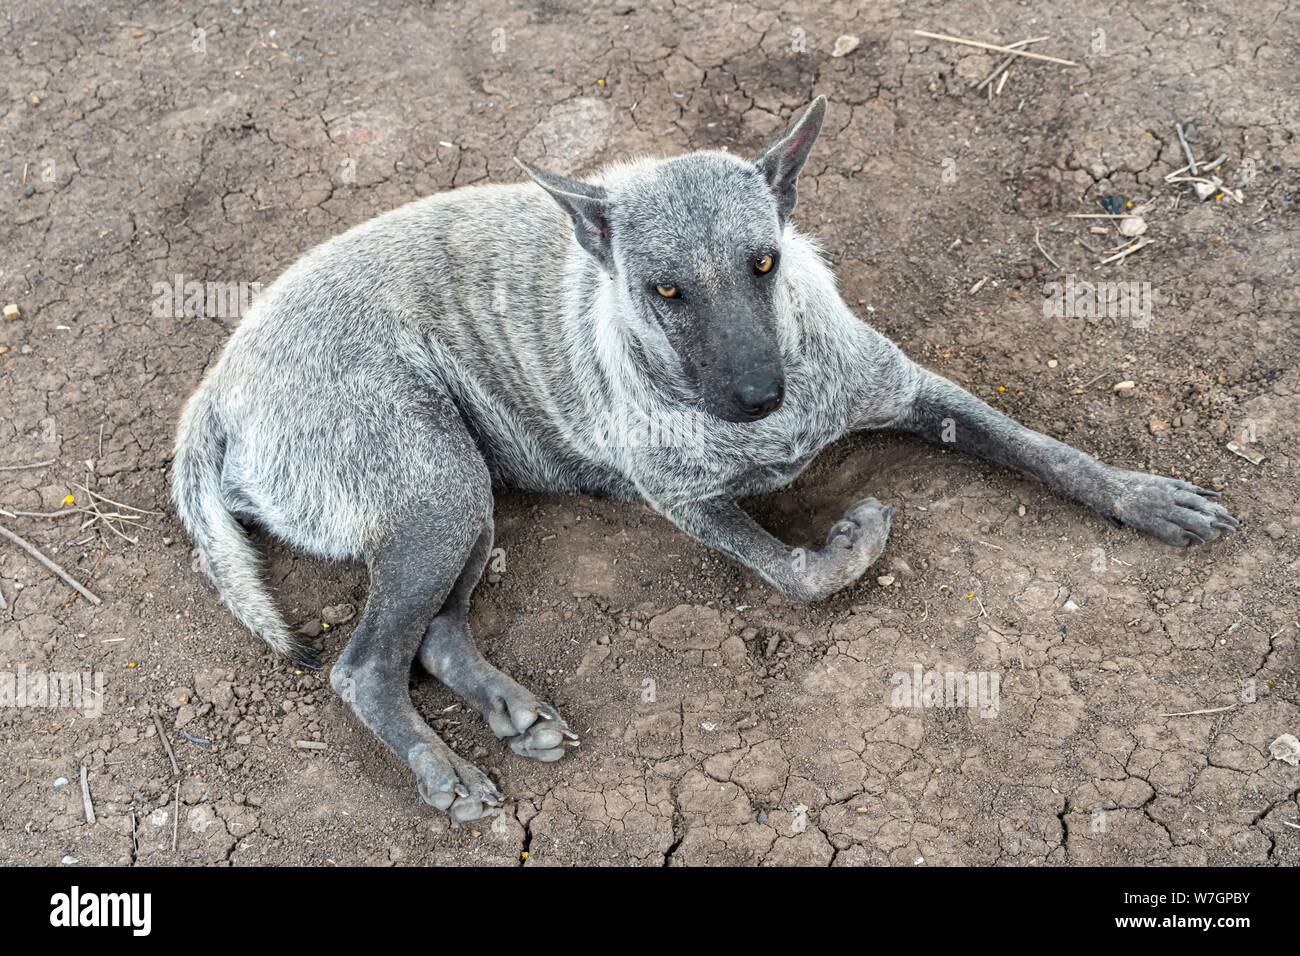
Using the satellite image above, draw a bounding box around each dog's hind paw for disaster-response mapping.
[509,717,578,762]
[1107,472,1238,547]
[485,691,580,763]
[409,742,503,822]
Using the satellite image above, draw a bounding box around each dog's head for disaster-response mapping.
[521,97,825,423]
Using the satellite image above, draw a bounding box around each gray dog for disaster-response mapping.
[173,98,1236,820]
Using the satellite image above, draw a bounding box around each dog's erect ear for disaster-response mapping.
[516,160,613,269]
[753,96,826,222]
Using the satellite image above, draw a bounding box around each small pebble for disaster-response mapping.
[1119,216,1147,237]
[166,687,192,708]
[1268,733,1300,766]
[831,34,861,57]
[321,603,356,625]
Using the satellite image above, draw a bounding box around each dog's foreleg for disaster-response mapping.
[896,369,1237,546]
[659,495,895,601]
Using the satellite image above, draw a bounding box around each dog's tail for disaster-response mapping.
[171,392,318,668]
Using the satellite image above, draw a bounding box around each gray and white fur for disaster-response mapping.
[172,98,1237,820]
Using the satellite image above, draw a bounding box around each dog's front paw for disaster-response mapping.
[824,497,896,559]
[791,497,895,600]
[1105,472,1238,546]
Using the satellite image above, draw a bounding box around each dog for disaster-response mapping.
[172,97,1237,820]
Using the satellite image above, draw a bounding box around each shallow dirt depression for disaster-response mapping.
[1,2,1297,866]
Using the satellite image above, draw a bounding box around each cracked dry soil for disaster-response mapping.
[1,1,1298,867]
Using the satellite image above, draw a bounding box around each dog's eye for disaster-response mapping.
[655,284,679,299]
[754,253,775,275]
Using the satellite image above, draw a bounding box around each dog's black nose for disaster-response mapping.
[734,373,785,420]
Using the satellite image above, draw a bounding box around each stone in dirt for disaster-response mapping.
[194,669,235,709]
[321,603,356,625]
[832,35,860,58]
[165,686,192,708]
[576,642,611,676]
[1226,440,1264,465]
[648,604,728,651]
[570,553,617,598]
[1267,733,1300,766]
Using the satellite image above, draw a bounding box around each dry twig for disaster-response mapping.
[913,30,1078,66]
[1175,122,1198,174]
[0,459,55,472]
[1096,237,1153,266]
[1158,704,1237,718]
[80,765,96,824]
[1034,228,1062,271]
[152,711,180,776]
[974,36,1048,91]
[0,522,102,605]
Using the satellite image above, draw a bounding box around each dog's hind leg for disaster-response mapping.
[417,524,579,762]
[327,402,508,821]
[331,506,506,821]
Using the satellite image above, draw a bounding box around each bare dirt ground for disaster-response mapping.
[1,0,1297,867]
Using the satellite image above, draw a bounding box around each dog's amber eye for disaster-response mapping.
[655,284,679,298]
[754,253,774,274]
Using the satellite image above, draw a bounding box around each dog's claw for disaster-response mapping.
[1107,471,1237,547]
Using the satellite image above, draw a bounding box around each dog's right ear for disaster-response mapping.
[516,160,613,270]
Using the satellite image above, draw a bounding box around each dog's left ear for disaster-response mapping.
[754,96,826,222]
[516,160,614,270]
